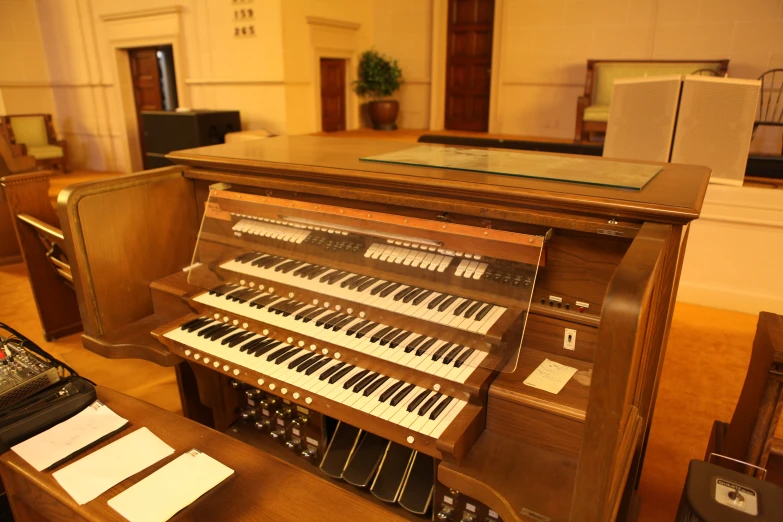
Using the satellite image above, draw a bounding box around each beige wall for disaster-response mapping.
[373,0,433,129]
[0,0,57,121]
[495,0,783,146]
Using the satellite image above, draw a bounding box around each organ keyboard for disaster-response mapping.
[61,136,709,521]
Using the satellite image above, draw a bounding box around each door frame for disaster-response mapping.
[313,51,357,132]
[429,0,504,133]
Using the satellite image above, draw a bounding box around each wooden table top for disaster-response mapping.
[0,387,407,522]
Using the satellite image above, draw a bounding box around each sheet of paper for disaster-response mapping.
[108,449,234,522]
[53,427,174,505]
[523,359,578,394]
[11,401,128,471]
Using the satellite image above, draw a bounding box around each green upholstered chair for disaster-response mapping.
[575,59,729,142]
[0,114,68,172]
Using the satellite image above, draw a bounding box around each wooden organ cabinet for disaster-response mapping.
[58,137,708,522]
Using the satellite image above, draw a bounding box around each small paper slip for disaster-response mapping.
[523,359,578,395]
[12,401,128,471]
[108,449,234,522]
[53,427,174,505]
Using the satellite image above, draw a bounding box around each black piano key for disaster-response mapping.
[302,308,326,323]
[347,276,368,290]
[346,320,369,336]
[292,263,313,277]
[294,306,314,321]
[301,265,324,277]
[390,384,416,406]
[356,278,378,292]
[266,345,293,361]
[280,261,303,274]
[275,348,301,365]
[251,255,274,267]
[406,390,431,412]
[453,348,475,368]
[316,311,340,327]
[389,331,412,349]
[237,290,263,304]
[180,317,205,330]
[234,251,259,263]
[418,393,441,416]
[307,266,331,280]
[438,295,458,312]
[332,316,355,332]
[370,281,392,296]
[325,271,348,284]
[318,270,338,283]
[355,322,378,339]
[288,352,314,370]
[222,331,247,346]
[415,338,437,356]
[320,362,346,381]
[297,355,323,372]
[187,318,213,333]
[379,283,401,298]
[352,372,378,393]
[464,301,484,319]
[329,364,354,384]
[412,290,433,306]
[305,357,330,375]
[404,335,427,353]
[343,369,369,389]
[370,326,393,343]
[340,274,362,288]
[428,293,448,309]
[196,323,222,337]
[252,340,281,357]
[363,376,389,397]
[240,338,265,353]
[442,345,465,365]
[475,304,495,321]
[250,295,276,309]
[227,288,253,302]
[431,343,452,362]
[324,314,346,329]
[453,299,472,316]
[210,325,237,341]
[429,396,454,420]
[402,288,425,304]
[378,328,401,346]
[209,284,232,296]
[379,381,405,402]
[392,286,413,301]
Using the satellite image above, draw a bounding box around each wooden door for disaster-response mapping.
[320,58,347,132]
[445,0,494,132]
[128,47,164,152]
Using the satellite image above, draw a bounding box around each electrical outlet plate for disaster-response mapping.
[564,328,576,351]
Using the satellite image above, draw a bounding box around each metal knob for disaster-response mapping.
[240,408,256,421]
[301,449,317,461]
[292,415,308,427]
[285,439,301,451]
[460,514,476,522]
[254,418,270,431]
[436,506,453,521]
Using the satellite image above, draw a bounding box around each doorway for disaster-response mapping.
[320,58,347,132]
[444,0,494,132]
[128,46,178,153]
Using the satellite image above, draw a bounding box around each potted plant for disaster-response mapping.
[353,49,403,130]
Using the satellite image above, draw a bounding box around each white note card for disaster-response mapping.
[523,359,578,395]
[53,427,175,505]
[108,449,234,522]
[12,401,128,471]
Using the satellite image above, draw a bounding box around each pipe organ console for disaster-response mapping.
[58,136,709,521]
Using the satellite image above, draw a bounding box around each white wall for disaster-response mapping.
[0,0,57,121]
[679,184,783,316]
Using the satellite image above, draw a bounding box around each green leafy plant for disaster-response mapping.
[353,49,403,100]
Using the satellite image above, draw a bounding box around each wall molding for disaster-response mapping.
[0,81,113,88]
[100,6,182,22]
[305,16,360,31]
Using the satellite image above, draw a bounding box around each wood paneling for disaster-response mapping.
[320,58,346,132]
[445,0,495,132]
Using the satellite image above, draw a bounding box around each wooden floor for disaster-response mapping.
[1,152,772,521]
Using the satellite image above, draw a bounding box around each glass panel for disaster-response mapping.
[361,144,662,190]
[188,188,545,373]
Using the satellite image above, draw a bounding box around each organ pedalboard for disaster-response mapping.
[230,379,501,521]
[153,188,542,519]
